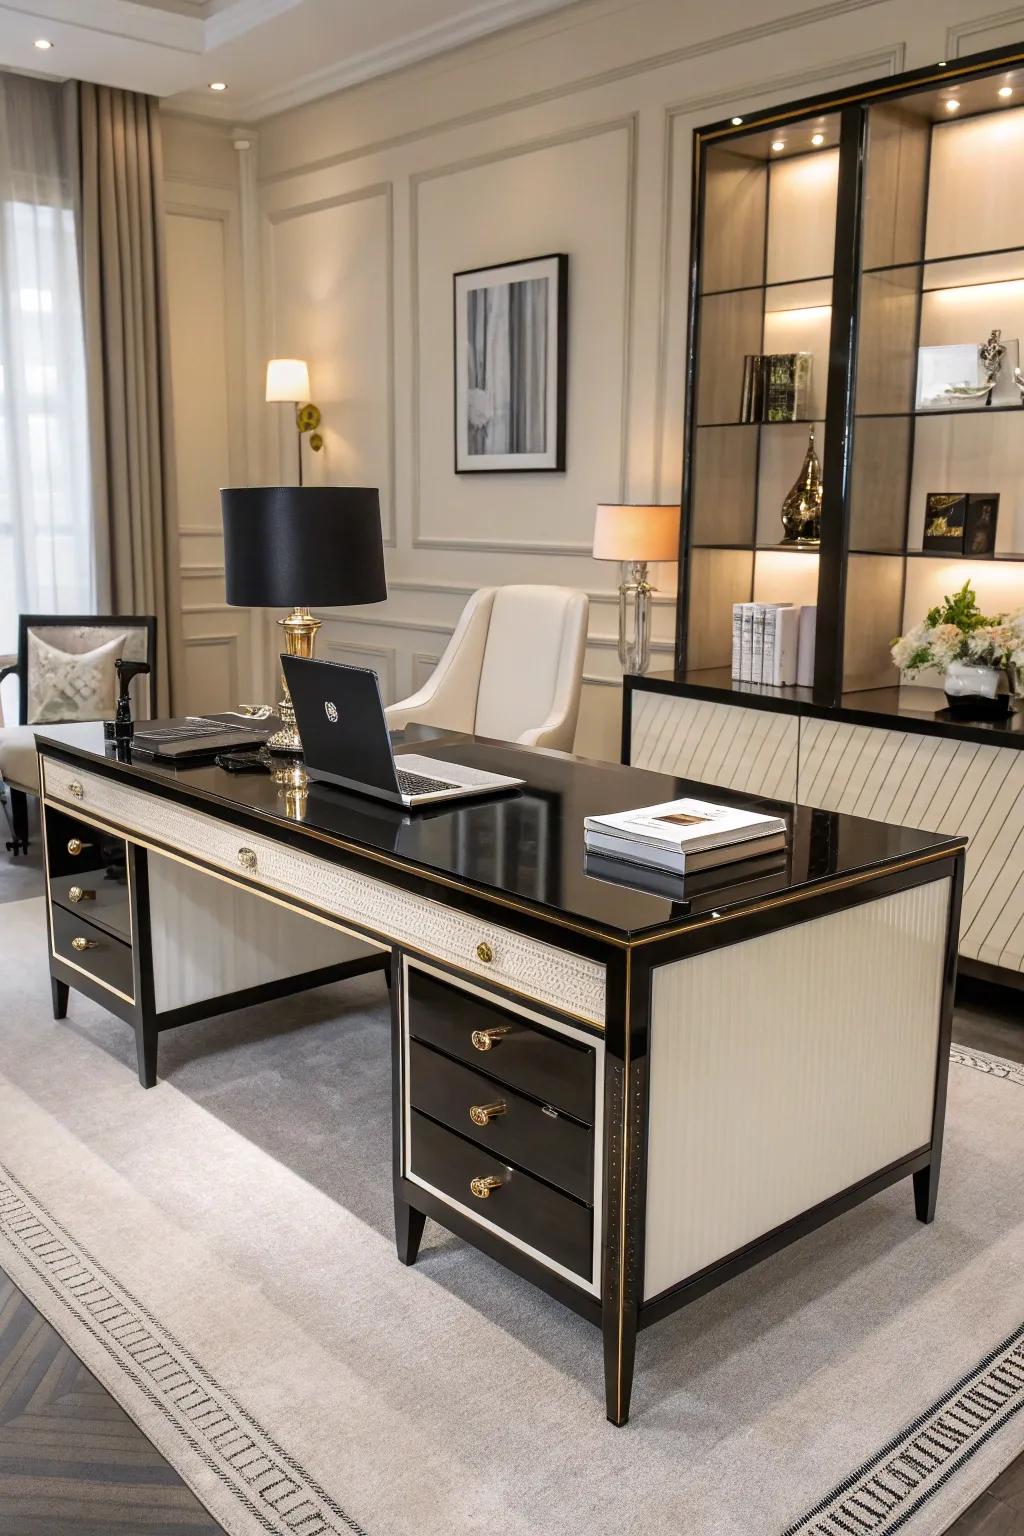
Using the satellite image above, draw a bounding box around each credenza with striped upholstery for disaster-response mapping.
[625,679,1024,984]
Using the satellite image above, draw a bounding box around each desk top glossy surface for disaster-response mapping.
[35,722,963,942]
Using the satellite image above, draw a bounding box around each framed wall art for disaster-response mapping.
[453,253,568,473]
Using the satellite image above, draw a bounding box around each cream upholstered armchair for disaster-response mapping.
[385,586,588,752]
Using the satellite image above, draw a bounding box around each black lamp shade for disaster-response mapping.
[220,486,387,608]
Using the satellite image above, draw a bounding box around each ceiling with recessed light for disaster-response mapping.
[0,0,580,119]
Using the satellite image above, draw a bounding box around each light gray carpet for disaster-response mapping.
[0,890,1022,1536]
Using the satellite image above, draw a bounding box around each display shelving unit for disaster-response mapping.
[675,39,1024,708]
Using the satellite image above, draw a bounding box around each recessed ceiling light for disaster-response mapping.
[34,38,53,50]
[731,116,743,126]
[999,85,1014,98]
[209,81,228,92]
[945,98,960,112]
[771,139,785,152]
[811,132,825,146]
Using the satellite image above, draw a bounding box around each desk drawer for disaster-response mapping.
[51,905,134,1001]
[409,1110,592,1280]
[44,805,127,882]
[408,1040,593,1202]
[41,756,605,1024]
[407,967,595,1123]
[50,871,131,943]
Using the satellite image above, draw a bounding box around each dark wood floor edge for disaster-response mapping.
[0,1260,229,1533]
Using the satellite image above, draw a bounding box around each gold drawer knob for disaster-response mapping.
[469,1100,506,1127]
[66,838,92,857]
[67,886,95,904]
[471,1027,509,1052]
[71,936,98,952]
[469,1175,502,1200]
[475,941,494,964]
[238,847,258,872]
[68,781,84,800]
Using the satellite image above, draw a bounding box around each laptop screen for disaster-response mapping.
[281,656,401,797]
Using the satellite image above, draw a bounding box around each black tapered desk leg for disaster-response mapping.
[7,788,29,855]
[134,1018,158,1089]
[51,976,69,1020]
[913,1162,940,1224]
[395,1198,426,1266]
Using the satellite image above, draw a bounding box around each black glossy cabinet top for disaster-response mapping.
[35,722,963,944]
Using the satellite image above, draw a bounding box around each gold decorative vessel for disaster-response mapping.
[780,425,823,546]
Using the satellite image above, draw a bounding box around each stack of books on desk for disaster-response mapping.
[584,797,787,875]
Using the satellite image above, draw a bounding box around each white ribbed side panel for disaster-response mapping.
[643,879,950,1301]
[798,717,1024,972]
[148,854,379,1013]
[630,691,799,800]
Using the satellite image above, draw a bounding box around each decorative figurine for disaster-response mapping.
[979,327,1006,391]
[780,424,823,546]
[1014,364,1024,404]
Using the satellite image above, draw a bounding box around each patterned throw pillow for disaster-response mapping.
[27,631,128,725]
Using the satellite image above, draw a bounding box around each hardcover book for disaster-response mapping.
[584,797,787,873]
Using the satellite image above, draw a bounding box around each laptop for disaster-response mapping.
[282,655,525,807]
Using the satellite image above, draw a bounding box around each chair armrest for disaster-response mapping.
[516,710,572,751]
[384,683,449,733]
[0,660,19,688]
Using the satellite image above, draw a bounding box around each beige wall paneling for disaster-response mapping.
[644,878,949,1298]
[165,0,1009,753]
[947,7,1024,57]
[165,139,250,707]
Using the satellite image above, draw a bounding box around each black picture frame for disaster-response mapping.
[453,253,568,474]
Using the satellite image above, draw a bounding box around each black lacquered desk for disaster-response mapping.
[33,723,965,1424]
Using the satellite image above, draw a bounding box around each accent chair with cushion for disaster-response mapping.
[384,585,588,752]
[0,614,157,855]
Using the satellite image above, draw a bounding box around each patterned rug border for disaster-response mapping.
[950,1045,1024,1085]
[0,1161,368,1536]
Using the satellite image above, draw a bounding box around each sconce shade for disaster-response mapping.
[592,504,680,562]
[220,486,387,609]
[265,358,311,403]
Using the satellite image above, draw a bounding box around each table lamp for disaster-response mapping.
[221,485,387,753]
[265,359,322,485]
[592,503,679,675]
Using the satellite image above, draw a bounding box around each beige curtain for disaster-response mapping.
[64,82,181,714]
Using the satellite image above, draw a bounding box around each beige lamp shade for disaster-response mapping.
[266,358,310,403]
[592,503,680,562]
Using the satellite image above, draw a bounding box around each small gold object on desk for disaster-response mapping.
[66,838,92,856]
[237,847,258,872]
[475,940,494,964]
[471,1027,509,1052]
[469,1101,507,1127]
[71,936,98,952]
[67,886,95,904]
[469,1175,502,1199]
[780,424,823,546]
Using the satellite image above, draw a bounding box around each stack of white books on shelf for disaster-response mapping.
[731,602,816,687]
[584,797,787,875]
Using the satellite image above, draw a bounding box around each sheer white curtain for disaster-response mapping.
[0,71,92,656]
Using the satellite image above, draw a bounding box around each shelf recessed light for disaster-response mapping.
[209,81,228,92]
[34,37,53,49]
[731,116,743,126]
[938,60,947,68]
[945,98,960,112]
[811,132,825,146]
[771,139,786,152]
[999,85,1014,98]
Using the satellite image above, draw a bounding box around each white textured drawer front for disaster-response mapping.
[41,758,606,1024]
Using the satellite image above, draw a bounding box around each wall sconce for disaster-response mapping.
[265,358,323,485]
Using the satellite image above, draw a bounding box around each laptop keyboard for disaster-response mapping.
[396,768,460,796]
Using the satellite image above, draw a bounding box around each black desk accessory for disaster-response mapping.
[216,750,272,774]
[104,659,151,744]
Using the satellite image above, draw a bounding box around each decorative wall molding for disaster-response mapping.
[257,0,900,181]
[947,7,1024,56]
[180,564,226,579]
[385,576,674,605]
[325,639,397,701]
[652,43,905,494]
[409,113,637,553]
[182,633,240,701]
[265,181,397,548]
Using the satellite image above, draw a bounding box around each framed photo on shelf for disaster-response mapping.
[453,254,568,473]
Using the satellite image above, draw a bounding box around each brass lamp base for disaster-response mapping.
[266,605,321,754]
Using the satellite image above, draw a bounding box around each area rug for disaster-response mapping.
[1,892,1022,1536]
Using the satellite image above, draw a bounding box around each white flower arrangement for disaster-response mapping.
[891,582,1024,677]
